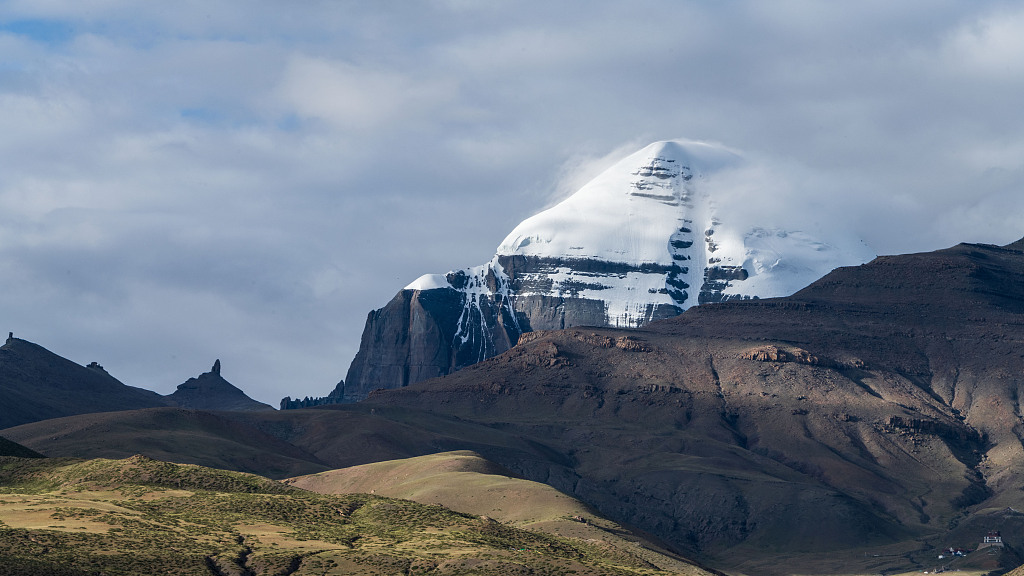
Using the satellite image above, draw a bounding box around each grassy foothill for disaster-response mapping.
[0,454,710,575]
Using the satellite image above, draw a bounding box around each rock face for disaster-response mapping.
[334,140,874,401]
[0,336,169,429]
[342,284,521,396]
[164,360,274,412]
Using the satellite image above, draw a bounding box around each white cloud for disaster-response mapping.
[0,1,1022,405]
[276,55,458,133]
[945,7,1024,77]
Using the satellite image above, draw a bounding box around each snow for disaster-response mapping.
[721,228,876,299]
[404,138,875,329]
[497,140,743,265]
[405,273,451,291]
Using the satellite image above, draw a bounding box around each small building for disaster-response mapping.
[978,530,1004,550]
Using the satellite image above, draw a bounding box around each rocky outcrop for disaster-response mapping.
[739,344,835,366]
[165,360,274,412]
[280,382,345,409]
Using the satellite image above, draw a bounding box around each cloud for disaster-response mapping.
[276,55,458,133]
[944,6,1024,77]
[0,1,1022,405]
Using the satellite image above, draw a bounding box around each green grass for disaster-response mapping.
[0,454,297,495]
[0,455,707,575]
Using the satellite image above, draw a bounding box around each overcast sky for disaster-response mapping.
[1,1,1022,406]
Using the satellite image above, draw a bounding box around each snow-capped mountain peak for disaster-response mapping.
[496,139,742,266]
[352,139,874,400]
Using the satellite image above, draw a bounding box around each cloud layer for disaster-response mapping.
[1,1,1022,404]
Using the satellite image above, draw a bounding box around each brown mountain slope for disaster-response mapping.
[0,408,329,478]
[361,239,1024,573]
[1,403,578,485]
[2,410,714,572]
[285,450,708,574]
[0,435,42,458]
[0,335,168,429]
[286,450,592,531]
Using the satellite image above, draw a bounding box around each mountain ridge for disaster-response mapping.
[0,335,274,429]
[0,334,169,429]
[360,236,1024,571]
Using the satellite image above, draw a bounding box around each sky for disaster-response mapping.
[1,1,1023,406]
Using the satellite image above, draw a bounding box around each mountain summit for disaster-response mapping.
[165,360,274,412]
[490,139,873,314]
[332,140,875,401]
